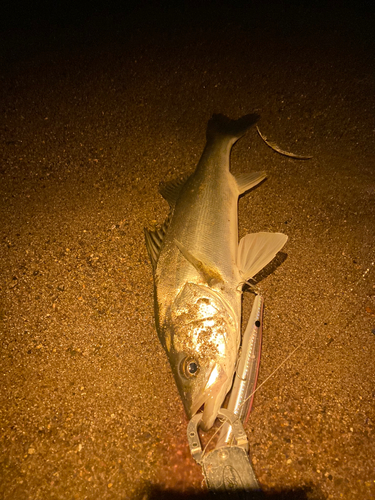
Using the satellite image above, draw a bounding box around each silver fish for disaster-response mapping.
[145,114,287,430]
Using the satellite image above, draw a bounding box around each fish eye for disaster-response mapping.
[181,357,200,378]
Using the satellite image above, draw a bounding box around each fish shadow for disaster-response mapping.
[143,484,321,500]
[245,252,288,290]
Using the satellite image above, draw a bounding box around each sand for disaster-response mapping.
[1,3,374,499]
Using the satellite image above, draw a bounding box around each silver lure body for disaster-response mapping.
[217,294,264,447]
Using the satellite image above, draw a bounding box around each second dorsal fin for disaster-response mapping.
[159,174,191,207]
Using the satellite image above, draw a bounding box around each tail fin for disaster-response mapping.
[206,113,260,142]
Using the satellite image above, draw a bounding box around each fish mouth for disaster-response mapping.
[187,363,230,431]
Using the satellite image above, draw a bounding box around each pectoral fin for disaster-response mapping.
[174,239,224,286]
[237,232,288,282]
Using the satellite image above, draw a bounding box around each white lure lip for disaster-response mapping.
[188,362,228,415]
[200,381,231,431]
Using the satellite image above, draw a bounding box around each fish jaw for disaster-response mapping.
[165,282,240,430]
[173,356,229,418]
[168,350,234,431]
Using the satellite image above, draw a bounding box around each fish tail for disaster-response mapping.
[206,113,260,142]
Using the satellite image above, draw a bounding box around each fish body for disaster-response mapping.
[145,114,287,430]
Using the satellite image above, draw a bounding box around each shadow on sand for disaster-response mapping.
[139,484,325,500]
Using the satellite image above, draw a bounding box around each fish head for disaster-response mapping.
[166,283,239,430]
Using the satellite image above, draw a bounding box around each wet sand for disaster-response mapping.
[1,2,374,499]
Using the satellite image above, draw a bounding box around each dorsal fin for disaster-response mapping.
[237,232,288,282]
[159,174,191,207]
[174,239,224,286]
[234,171,267,195]
[144,216,170,271]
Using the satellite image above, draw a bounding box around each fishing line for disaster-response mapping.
[201,332,310,459]
[201,259,374,458]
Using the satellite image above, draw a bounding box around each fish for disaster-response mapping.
[145,113,288,431]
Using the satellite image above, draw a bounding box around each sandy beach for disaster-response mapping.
[1,2,374,498]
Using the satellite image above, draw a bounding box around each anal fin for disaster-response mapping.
[234,171,267,195]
